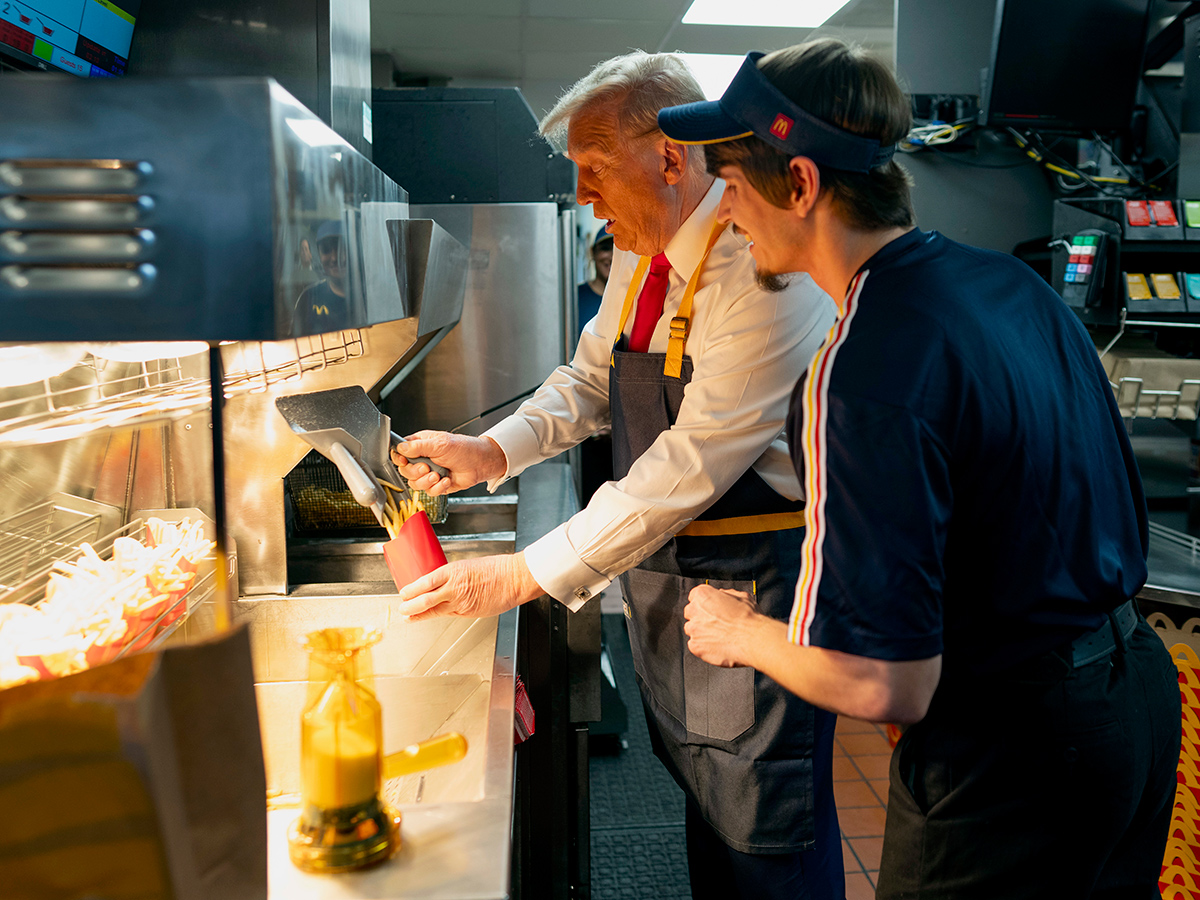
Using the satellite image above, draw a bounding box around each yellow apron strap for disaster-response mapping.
[612,255,651,367]
[664,219,728,379]
[610,217,729,375]
[677,510,806,538]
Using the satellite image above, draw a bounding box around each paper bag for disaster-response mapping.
[0,624,267,900]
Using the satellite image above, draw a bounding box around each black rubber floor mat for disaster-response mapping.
[590,613,691,898]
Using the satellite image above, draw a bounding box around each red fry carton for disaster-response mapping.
[382,510,448,592]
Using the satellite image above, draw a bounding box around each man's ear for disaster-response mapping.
[788,156,821,216]
[663,140,688,185]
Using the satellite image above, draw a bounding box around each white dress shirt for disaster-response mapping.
[483,180,836,609]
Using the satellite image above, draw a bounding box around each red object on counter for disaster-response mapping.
[514,675,536,744]
[382,510,448,592]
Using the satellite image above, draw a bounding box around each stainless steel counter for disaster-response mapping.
[263,608,518,900]
[228,461,575,899]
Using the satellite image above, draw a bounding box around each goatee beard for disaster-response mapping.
[755,270,792,293]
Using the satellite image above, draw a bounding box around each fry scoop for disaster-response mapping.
[275,389,448,591]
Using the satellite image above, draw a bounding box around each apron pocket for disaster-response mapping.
[620,567,757,743]
[681,574,756,743]
[620,568,688,730]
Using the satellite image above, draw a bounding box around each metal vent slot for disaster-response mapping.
[0,160,152,192]
[0,263,156,293]
[0,229,156,261]
[0,195,154,226]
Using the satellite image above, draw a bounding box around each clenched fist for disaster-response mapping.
[683,584,761,668]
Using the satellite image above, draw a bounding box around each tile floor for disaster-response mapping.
[833,717,895,900]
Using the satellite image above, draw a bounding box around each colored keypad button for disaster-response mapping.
[1186,273,1200,299]
[1186,201,1200,229]
[1126,273,1152,300]
[1079,245,1096,256]
[1126,202,1152,226]
[1067,263,1078,273]
[1064,273,1076,283]
[1152,273,1182,299]
[1150,201,1179,227]
[1078,264,1093,274]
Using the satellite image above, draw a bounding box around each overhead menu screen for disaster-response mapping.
[0,0,139,77]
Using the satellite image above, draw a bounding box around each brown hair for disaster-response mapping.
[704,39,915,231]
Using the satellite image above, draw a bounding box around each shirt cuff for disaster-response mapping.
[523,524,613,611]
[481,416,543,492]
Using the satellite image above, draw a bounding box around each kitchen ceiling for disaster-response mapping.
[370,0,895,119]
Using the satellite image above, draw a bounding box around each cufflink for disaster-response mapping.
[575,587,592,602]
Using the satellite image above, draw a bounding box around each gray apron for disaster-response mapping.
[610,340,826,853]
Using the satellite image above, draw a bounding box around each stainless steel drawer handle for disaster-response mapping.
[0,229,156,260]
[0,195,155,225]
[0,263,156,292]
[0,161,152,191]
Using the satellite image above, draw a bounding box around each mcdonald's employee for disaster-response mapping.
[293,219,349,333]
[659,40,1182,897]
[392,51,844,899]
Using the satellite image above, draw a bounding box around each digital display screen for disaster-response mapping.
[0,0,138,77]
[982,0,1152,134]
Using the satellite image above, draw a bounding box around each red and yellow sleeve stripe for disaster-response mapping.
[788,271,869,645]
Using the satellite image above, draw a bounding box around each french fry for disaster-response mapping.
[1,517,215,689]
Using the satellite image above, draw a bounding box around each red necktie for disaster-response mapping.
[628,252,672,353]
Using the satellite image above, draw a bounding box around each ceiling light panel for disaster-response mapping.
[677,53,745,99]
[682,0,852,28]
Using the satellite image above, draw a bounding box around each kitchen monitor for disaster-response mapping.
[981,0,1153,134]
[0,0,138,77]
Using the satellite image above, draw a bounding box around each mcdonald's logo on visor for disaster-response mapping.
[770,114,794,139]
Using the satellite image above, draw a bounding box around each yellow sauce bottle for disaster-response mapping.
[300,700,381,810]
[287,628,400,873]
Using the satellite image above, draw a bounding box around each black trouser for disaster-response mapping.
[877,615,1182,899]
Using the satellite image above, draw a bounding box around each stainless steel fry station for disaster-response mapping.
[0,0,592,897]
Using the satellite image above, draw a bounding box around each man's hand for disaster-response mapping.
[683,585,762,668]
[395,552,544,621]
[391,431,508,496]
[686,584,943,724]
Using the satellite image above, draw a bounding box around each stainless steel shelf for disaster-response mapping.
[1143,520,1200,608]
